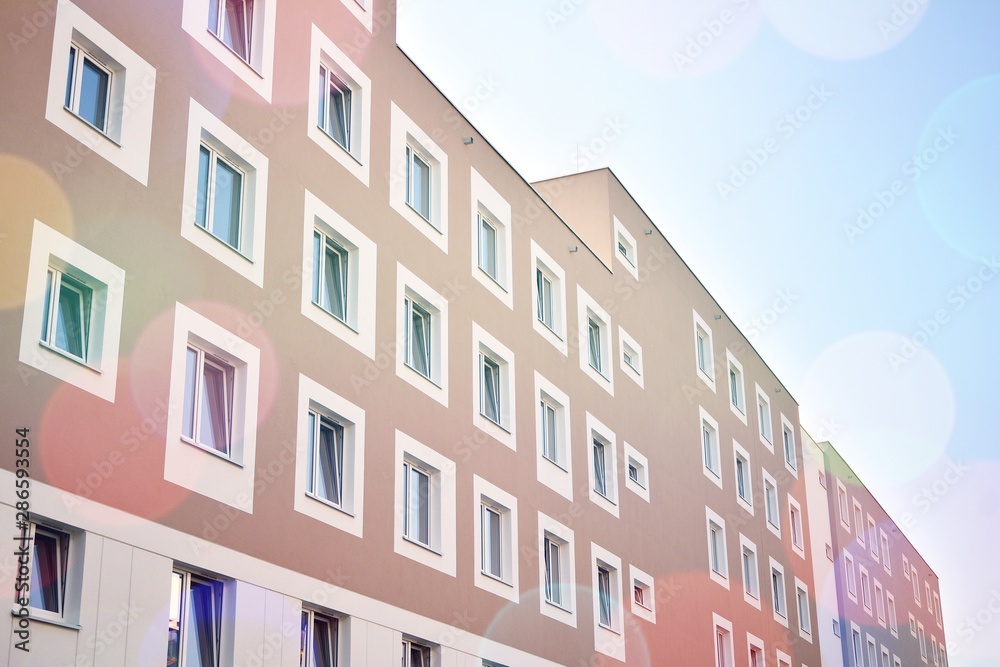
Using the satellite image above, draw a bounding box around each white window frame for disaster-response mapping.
[762,468,780,538]
[168,568,229,667]
[713,614,735,667]
[868,515,879,560]
[739,533,761,609]
[472,324,516,449]
[530,241,568,354]
[700,407,722,488]
[300,190,377,357]
[867,635,879,667]
[881,529,892,574]
[747,634,765,667]
[693,310,716,392]
[473,475,519,602]
[299,606,342,667]
[795,578,812,640]
[851,623,864,667]
[788,495,805,558]
[882,645,892,667]
[903,554,911,579]
[63,41,113,136]
[860,564,872,614]
[400,638,434,667]
[912,565,920,604]
[396,264,449,406]
[727,350,747,423]
[875,579,886,627]
[470,168,513,308]
[293,374,366,538]
[393,430,456,576]
[591,543,625,661]
[180,344,236,459]
[181,100,269,286]
[845,552,858,603]
[19,220,125,402]
[538,512,576,626]
[534,372,573,500]
[934,591,943,628]
[578,286,614,393]
[838,480,851,531]
[733,440,753,514]
[613,216,638,279]
[769,557,788,626]
[910,612,917,637]
[630,564,656,623]
[780,413,798,476]
[623,442,649,502]
[165,303,260,511]
[390,103,449,251]
[706,507,729,590]
[45,0,157,184]
[587,412,619,517]
[308,24,371,184]
[888,591,898,636]
[22,522,82,625]
[181,0,277,101]
[618,326,644,388]
[853,499,866,547]
[756,384,773,450]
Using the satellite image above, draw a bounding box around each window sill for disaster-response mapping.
[208,32,264,79]
[317,125,363,165]
[402,535,441,556]
[597,622,620,635]
[38,341,102,374]
[403,363,441,389]
[479,414,511,434]
[544,599,571,614]
[310,301,358,334]
[478,268,509,293]
[197,225,253,263]
[405,202,437,230]
[305,491,354,517]
[481,571,513,588]
[542,455,569,473]
[594,490,617,506]
[538,319,564,341]
[180,437,243,468]
[63,106,121,147]
[11,609,81,631]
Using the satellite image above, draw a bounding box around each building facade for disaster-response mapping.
[0,0,940,666]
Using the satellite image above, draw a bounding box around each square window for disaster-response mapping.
[308,26,371,183]
[46,0,158,183]
[578,287,614,392]
[756,385,773,447]
[587,413,619,516]
[618,327,644,387]
[20,221,126,401]
[706,508,729,589]
[294,374,365,537]
[22,523,75,622]
[630,564,656,622]
[402,639,432,667]
[474,476,518,601]
[740,535,760,605]
[165,304,261,511]
[727,351,746,421]
[301,191,377,357]
[592,544,625,659]
[397,265,449,405]
[613,216,638,278]
[183,0,276,100]
[535,373,573,499]
[531,242,568,354]
[394,431,456,576]
[538,512,576,625]
[473,325,516,447]
[700,408,722,487]
[182,344,236,457]
[624,443,649,502]
[300,608,339,667]
[182,101,269,285]
[168,569,225,667]
[693,310,716,391]
[470,169,513,306]
[763,470,780,537]
[390,104,449,249]
[406,299,431,377]
[734,441,752,511]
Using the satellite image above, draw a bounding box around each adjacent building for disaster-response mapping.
[0,0,943,665]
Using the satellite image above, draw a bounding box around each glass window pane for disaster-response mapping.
[409,304,430,378]
[322,238,347,321]
[212,157,242,249]
[65,46,77,108]
[41,270,54,342]
[78,57,109,130]
[168,572,184,666]
[199,359,230,453]
[312,615,336,667]
[196,146,211,229]
[187,576,222,667]
[588,320,601,371]
[55,278,85,358]
[315,417,344,505]
[593,440,606,496]
[221,0,251,61]
[481,357,500,424]
[409,153,431,220]
[183,347,199,439]
[598,567,611,626]
[317,66,328,132]
[29,530,62,612]
[479,216,497,279]
[406,465,430,546]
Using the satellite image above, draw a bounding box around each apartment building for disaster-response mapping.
[0,0,934,666]
[804,435,948,667]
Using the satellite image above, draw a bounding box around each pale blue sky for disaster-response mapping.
[398,2,999,664]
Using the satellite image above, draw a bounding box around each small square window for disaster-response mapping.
[531,242,568,354]
[693,310,716,391]
[618,326,644,387]
[734,441,752,511]
[630,564,656,623]
[182,344,236,457]
[763,470,780,536]
[300,608,339,667]
[700,409,722,486]
[578,287,614,392]
[741,537,760,604]
[756,386,773,447]
[624,443,649,501]
[64,43,111,133]
[469,169,514,304]
[614,216,638,278]
[318,64,352,152]
[394,431,456,576]
[390,104,449,250]
[312,230,349,324]
[707,508,729,589]
[168,569,225,667]
[727,351,746,421]
[402,639,432,667]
